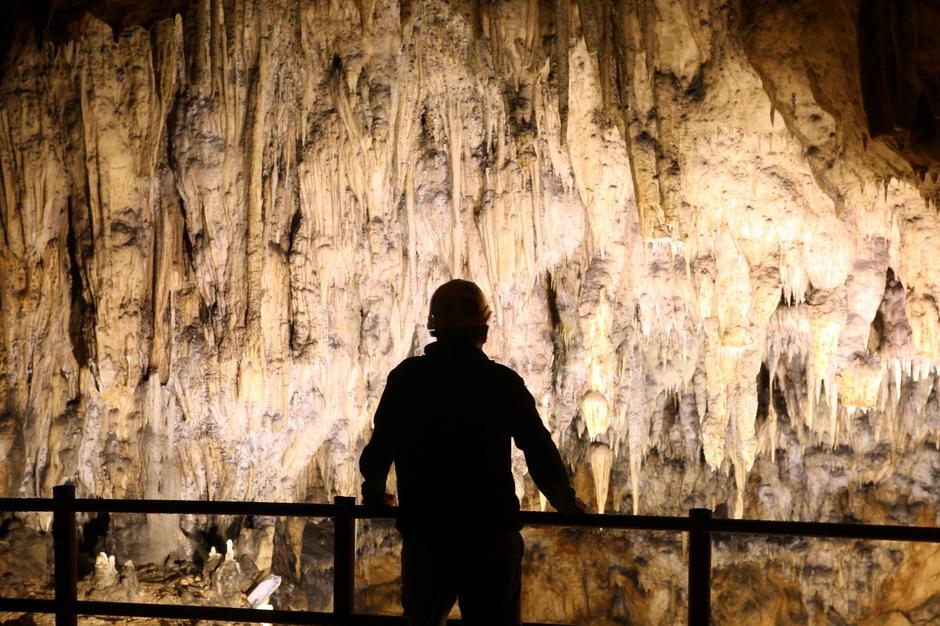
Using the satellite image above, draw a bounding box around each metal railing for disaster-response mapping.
[2,484,940,625]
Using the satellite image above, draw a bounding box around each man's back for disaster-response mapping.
[360,340,579,535]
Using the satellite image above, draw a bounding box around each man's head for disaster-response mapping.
[427,279,491,347]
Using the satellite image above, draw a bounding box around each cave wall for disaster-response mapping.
[2,0,940,622]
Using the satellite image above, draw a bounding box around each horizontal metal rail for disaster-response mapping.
[0,597,55,613]
[0,597,566,625]
[6,496,937,542]
[0,498,54,512]
[2,487,940,626]
[77,601,566,625]
[708,517,940,542]
[7,497,935,542]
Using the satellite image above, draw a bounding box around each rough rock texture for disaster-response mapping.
[3,0,940,624]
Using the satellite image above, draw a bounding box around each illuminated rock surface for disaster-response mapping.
[2,0,940,624]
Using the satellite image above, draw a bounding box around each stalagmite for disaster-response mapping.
[94,553,119,589]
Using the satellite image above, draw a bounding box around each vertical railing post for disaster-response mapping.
[688,508,712,626]
[53,484,77,626]
[333,495,356,623]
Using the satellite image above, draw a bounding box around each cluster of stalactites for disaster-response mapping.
[569,186,940,518]
[4,0,940,534]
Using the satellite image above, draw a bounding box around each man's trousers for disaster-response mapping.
[400,531,523,626]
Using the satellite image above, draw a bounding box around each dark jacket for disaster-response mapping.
[359,340,578,536]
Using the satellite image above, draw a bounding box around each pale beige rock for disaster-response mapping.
[2,1,940,624]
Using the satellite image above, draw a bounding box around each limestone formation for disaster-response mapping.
[2,1,940,624]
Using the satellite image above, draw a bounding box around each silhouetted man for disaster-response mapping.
[360,279,585,626]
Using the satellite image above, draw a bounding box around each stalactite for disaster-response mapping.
[3,1,940,623]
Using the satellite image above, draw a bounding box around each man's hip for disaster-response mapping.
[400,531,523,626]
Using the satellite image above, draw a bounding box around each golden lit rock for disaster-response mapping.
[2,0,940,624]
[837,355,884,410]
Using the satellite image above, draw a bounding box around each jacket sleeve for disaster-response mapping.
[507,373,579,514]
[359,370,400,506]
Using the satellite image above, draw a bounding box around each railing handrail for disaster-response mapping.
[0,597,569,625]
[2,487,940,625]
[4,495,939,542]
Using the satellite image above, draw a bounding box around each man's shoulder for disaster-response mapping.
[388,352,525,387]
[389,355,427,376]
[487,360,528,388]
[487,359,516,376]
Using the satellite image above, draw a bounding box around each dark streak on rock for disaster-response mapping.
[545,270,565,391]
[66,195,96,371]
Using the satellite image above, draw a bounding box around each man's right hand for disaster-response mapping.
[557,497,588,515]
